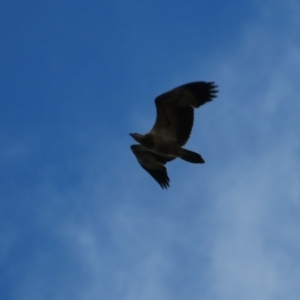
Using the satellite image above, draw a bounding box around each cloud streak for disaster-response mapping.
[2,1,300,300]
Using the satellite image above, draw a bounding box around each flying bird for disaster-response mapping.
[130,81,218,189]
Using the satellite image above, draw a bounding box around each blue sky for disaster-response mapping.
[1,0,300,299]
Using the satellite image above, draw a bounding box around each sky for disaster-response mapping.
[1,0,300,299]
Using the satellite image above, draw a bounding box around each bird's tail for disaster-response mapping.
[179,148,205,164]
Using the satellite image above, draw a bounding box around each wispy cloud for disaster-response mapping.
[2,1,300,300]
[203,2,300,299]
[46,1,300,299]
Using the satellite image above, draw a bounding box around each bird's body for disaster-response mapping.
[130,133,204,163]
[130,81,218,189]
[131,133,177,157]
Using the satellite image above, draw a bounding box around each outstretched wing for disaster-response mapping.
[130,144,174,189]
[149,81,218,146]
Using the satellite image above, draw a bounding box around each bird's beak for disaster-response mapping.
[129,133,133,137]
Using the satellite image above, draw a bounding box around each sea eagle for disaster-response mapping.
[130,81,218,189]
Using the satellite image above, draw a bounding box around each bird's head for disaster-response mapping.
[129,133,144,143]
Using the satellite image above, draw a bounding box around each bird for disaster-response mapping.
[130,81,218,189]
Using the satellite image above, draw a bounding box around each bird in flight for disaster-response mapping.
[130,81,218,189]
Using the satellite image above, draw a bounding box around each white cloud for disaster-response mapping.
[62,2,300,298]
[209,135,300,300]
[4,1,300,300]
[202,2,300,299]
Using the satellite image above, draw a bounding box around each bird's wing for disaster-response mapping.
[150,98,194,145]
[149,81,218,145]
[130,144,173,189]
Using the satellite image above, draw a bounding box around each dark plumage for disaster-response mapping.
[130,145,171,189]
[130,81,218,189]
